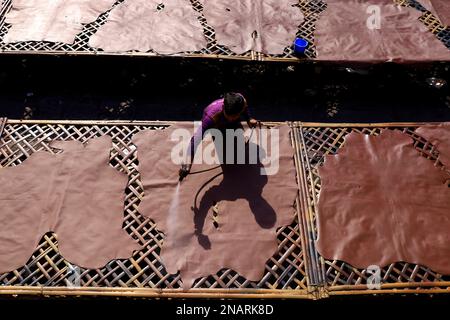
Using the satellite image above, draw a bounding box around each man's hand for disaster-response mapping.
[179,163,192,181]
[248,118,260,128]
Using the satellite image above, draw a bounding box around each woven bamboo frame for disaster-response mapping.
[0,0,447,62]
[0,119,310,299]
[0,117,6,140]
[296,121,450,298]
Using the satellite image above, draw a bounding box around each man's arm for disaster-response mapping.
[241,99,258,127]
[186,115,215,165]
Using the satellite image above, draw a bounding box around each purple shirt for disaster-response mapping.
[188,97,252,162]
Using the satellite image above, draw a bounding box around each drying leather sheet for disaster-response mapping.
[315,0,450,62]
[89,0,206,54]
[199,0,304,54]
[316,130,450,274]
[3,0,116,43]
[428,0,450,26]
[133,123,296,289]
[416,122,450,169]
[0,136,140,273]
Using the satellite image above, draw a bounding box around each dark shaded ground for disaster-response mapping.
[0,54,450,122]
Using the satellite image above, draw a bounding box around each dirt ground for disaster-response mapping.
[0,55,450,123]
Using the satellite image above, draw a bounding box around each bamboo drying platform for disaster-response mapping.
[295,122,450,298]
[0,119,449,299]
[0,117,6,139]
[0,0,448,62]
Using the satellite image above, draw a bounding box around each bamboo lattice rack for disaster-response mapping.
[0,0,448,62]
[295,121,450,298]
[0,119,449,299]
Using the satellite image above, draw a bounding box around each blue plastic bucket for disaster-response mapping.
[294,37,309,55]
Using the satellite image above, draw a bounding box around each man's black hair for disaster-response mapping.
[224,92,245,116]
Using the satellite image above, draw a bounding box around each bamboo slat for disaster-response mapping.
[297,122,450,295]
[0,286,313,299]
[289,122,323,295]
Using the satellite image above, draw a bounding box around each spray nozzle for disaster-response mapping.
[179,165,190,182]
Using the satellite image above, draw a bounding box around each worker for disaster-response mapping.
[179,92,259,181]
